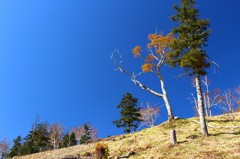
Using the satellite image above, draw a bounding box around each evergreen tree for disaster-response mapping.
[33,122,50,151]
[168,0,210,135]
[80,123,91,144]
[8,136,22,158]
[113,93,142,133]
[61,132,76,148]
[21,122,50,155]
[20,133,35,155]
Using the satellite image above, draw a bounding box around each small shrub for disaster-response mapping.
[95,143,110,159]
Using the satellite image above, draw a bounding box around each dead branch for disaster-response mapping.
[111,50,163,98]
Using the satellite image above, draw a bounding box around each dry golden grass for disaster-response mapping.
[14,113,240,159]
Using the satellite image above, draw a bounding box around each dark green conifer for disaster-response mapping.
[113,93,142,133]
[168,0,210,75]
[80,123,92,144]
[8,136,22,158]
[61,132,76,147]
[21,121,50,155]
[168,0,210,136]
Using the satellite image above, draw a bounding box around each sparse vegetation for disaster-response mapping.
[2,1,239,159]
[13,113,240,159]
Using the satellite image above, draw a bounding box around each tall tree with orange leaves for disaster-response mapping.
[113,33,175,121]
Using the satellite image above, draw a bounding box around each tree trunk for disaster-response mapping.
[170,130,177,145]
[159,76,174,121]
[205,108,209,117]
[209,108,212,117]
[203,94,209,117]
[195,75,208,136]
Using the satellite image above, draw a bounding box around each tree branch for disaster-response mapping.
[111,50,164,98]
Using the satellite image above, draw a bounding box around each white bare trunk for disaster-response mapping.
[205,107,209,117]
[131,67,174,121]
[114,53,174,121]
[209,108,212,117]
[195,75,208,136]
[53,138,56,150]
[158,64,174,121]
[160,78,174,120]
[150,117,154,127]
[203,95,209,117]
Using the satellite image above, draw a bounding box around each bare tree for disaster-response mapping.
[219,89,237,114]
[201,76,222,116]
[71,126,84,144]
[112,33,175,121]
[0,138,10,159]
[235,86,240,112]
[235,86,240,106]
[48,123,64,150]
[188,93,199,116]
[204,89,222,116]
[139,102,160,128]
[71,124,98,144]
[90,127,98,141]
[235,86,240,95]
[189,76,221,117]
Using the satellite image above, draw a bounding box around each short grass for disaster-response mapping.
[14,113,240,159]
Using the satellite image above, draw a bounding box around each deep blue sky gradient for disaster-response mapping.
[0,0,240,143]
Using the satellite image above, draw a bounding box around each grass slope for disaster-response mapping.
[14,113,240,159]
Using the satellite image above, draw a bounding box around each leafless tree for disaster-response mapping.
[71,126,84,144]
[71,124,98,144]
[190,76,221,117]
[48,123,64,150]
[139,102,160,128]
[235,86,240,105]
[219,89,237,114]
[0,138,10,158]
[235,86,240,112]
[201,76,222,116]
[204,89,222,116]
[90,127,98,141]
[188,93,199,116]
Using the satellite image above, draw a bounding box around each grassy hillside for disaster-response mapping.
[14,113,240,159]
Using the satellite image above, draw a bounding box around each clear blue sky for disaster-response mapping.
[0,0,240,143]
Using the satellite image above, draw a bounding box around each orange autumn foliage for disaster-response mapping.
[147,33,174,55]
[144,54,156,63]
[132,33,174,73]
[132,46,141,57]
[142,63,154,72]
